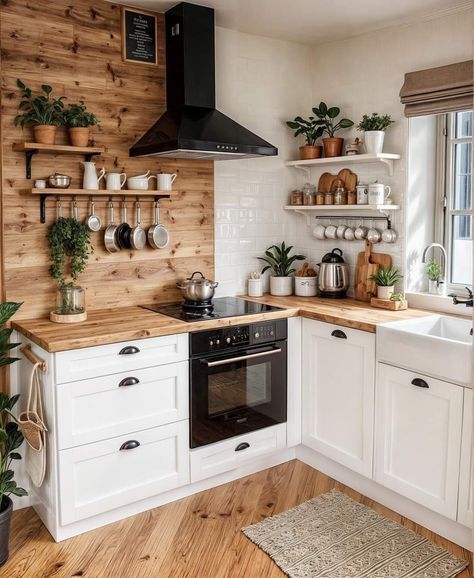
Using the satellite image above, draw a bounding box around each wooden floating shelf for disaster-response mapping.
[285,153,401,176]
[31,188,173,197]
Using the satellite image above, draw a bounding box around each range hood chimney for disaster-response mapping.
[129,2,278,160]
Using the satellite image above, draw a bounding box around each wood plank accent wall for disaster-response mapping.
[0,0,215,320]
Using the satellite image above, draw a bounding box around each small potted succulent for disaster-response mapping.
[63,101,100,147]
[14,80,66,145]
[286,115,324,160]
[258,242,306,296]
[0,302,27,567]
[356,113,395,154]
[312,102,354,158]
[47,217,93,323]
[426,258,443,295]
[369,266,403,300]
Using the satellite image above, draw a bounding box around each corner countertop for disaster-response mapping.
[12,296,437,353]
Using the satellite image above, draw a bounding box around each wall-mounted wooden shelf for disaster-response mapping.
[13,142,106,179]
[285,153,400,177]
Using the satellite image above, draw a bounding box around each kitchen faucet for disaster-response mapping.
[449,286,473,308]
[421,243,447,292]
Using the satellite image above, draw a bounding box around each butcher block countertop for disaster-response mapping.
[12,296,438,353]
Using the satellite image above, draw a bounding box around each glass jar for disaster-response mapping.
[302,182,316,206]
[290,190,303,205]
[316,191,325,205]
[334,184,347,205]
[347,190,357,205]
[324,191,334,205]
[55,286,85,315]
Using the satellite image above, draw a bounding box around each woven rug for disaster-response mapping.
[242,490,469,578]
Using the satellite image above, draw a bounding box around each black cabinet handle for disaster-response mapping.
[119,345,140,355]
[331,329,347,339]
[120,440,140,451]
[411,378,429,389]
[118,377,140,387]
[235,442,250,452]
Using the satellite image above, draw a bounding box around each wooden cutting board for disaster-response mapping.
[338,168,357,192]
[318,172,336,193]
[354,242,393,302]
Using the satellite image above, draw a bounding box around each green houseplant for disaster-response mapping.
[286,115,325,160]
[369,266,403,300]
[311,102,354,158]
[426,258,443,295]
[258,242,306,296]
[47,217,92,323]
[14,80,66,145]
[64,101,100,147]
[0,302,27,567]
[356,113,395,154]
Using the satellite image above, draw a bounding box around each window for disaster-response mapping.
[438,111,472,289]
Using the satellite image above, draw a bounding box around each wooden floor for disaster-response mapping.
[2,460,472,578]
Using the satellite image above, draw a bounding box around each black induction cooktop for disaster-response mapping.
[141,297,284,322]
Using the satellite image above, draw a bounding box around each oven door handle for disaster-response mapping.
[201,347,282,367]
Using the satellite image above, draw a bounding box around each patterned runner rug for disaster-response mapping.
[242,489,469,578]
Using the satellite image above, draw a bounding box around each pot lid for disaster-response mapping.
[321,248,345,263]
[183,271,214,285]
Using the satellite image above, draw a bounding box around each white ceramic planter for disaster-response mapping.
[270,276,293,296]
[377,285,394,300]
[428,280,445,295]
[294,276,317,297]
[364,131,385,154]
[248,278,263,297]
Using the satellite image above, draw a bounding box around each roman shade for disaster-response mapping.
[400,60,473,117]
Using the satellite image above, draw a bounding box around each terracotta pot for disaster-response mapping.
[0,496,13,566]
[322,137,344,158]
[69,127,90,147]
[299,145,322,160]
[33,125,57,145]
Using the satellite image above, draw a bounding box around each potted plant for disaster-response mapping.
[47,217,92,323]
[14,80,65,145]
[258,242,306,296]
[369,266,403,300]
[286,115,324,160]
[356,113,394,154]
[0,302,27,566]
[312,102,354,158]
[64,101,100,147]
[426,258,443,295]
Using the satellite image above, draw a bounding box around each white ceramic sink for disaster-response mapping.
[377,315,472,386]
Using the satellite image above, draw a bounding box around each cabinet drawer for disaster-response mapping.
[55,334,188,383]
[59,421,189,525]
[190,424,286,483]
[57,362,188,449]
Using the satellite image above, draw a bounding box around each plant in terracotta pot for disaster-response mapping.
[64,101,100,147]
[286,115,324,160]
[14,80,66,145]
[369,266,403,300]
[0,301,27,567]
[312,102,354,158]
[47,217,93,323]
[258,242,306,296]
[356,113,394,154]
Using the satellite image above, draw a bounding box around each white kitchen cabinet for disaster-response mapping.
[375,363,463,519]
[302,319,375,477]
[59,420,189,525]
[458,387,472,527]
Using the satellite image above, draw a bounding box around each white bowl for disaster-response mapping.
[127,178,149,190]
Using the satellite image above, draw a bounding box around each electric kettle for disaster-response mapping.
[318,248,350,298]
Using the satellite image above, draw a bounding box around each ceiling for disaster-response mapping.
[111,0,471,45]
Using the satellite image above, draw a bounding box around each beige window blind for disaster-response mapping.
[400,60,473,117]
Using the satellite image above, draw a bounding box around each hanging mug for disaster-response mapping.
[106,172,127,190]
[157,173,177,191]
[368,182,391,205]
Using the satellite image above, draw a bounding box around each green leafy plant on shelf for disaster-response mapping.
[311,101,354,138]
[286,116,325,146]
[369,266,403,287]
[258,242,306,277]
[14,80,65,128]
[63,102,100,128]
[426,258,442,282]
[357,113,395,132]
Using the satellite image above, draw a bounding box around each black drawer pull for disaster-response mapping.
[120,440,140,451]
[331,329,347,339]
[119,345,140,355]
[411,378,429,389]
[235,442,250,452]
[118,377,140,388]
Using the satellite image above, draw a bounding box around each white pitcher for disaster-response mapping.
[105,172,127,190]
[82,162,105,190]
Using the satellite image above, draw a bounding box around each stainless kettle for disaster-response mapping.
[318,248,349,298]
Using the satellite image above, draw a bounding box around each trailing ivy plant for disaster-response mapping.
[258,242,306,277]
[64,101,100,128]
[47,217,92,289]
[14,79,66,128]
[357,113,394,132]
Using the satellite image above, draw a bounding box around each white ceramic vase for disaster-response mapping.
[377,285,394,300]
[294,276,317,297]
[364,131,385,154]
[428,280,445,295]
[248,278,263,297]
[270,276,293,296]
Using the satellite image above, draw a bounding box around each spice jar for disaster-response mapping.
[316,191,325,205]
[334,180,347,205]
[290,190,303,205]
[347,190,357,205]
[302,182,316,206]
[324,191,334,205]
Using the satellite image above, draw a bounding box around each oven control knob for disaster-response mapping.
[216,339,220,345]
[226,337,231,344]
[254,332,260,339]
[209,340,214,346]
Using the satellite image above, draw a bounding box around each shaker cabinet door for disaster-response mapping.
[458,387,472,527]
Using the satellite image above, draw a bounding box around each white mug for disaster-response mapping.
[106,172,127,190]
[157,173,177,191]
[368,183,391,205]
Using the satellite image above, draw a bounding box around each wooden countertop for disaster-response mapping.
[12,296,437,353]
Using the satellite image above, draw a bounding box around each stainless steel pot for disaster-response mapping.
[176,271,219,302]
[318,248,350,298]
[48,173,71,188]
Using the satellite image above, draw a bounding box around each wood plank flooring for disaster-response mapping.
[1,460,472,578]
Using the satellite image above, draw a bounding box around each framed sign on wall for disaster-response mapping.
[121,6,158,65]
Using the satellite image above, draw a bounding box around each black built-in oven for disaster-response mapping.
[190,319,287,448]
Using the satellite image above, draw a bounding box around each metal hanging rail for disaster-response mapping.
[314,214,393,229]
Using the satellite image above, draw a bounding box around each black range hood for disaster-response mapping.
[129,2,278,160]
